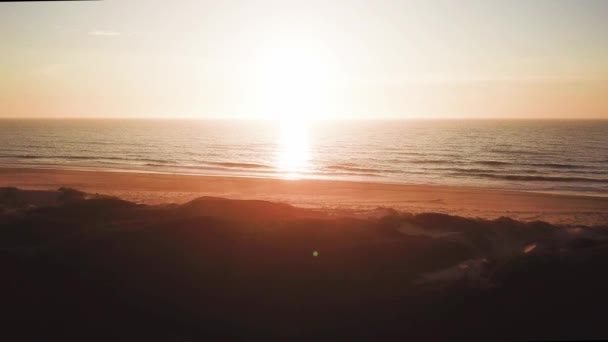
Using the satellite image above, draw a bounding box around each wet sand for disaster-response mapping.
[1,167,607,225]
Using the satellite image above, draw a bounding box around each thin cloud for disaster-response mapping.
[89,30,121,36]
[35,63,70,77]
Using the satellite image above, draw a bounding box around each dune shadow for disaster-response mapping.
[1,187,608,340]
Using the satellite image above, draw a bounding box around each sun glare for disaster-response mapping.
[243,40,333,178]
[276,118,311,179]
[250,41,335,121]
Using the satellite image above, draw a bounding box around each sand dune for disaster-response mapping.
[2,187,608,340]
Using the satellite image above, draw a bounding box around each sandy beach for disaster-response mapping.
[1,167,607,226]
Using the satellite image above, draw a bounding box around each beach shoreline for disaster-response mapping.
[1,166,607,226]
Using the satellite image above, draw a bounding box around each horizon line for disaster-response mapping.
[1,116,607,121]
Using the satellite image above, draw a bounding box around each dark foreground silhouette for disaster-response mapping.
[2,187,608,341]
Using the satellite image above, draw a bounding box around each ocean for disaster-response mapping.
[0,119,607,196]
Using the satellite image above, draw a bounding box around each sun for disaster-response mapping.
[250,41,335,121]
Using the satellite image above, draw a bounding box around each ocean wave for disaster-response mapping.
[0,154,42,159]
[475,160,512,166]
[455,172,608,183]
[320,171,381,178]
[408,159,454,165]
[206,162,273,169]
[325,165,397,174]
[526,162,583,169]
[143,163,273,172]
[0,154,175,164]
[0,154,121,161]
[394,151,424,156]
[434,167,525,174]
[489,148,549,156]
[474,160,584,169]
[141,162,385,178]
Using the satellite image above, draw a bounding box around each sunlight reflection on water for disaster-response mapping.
[276,119,311,179]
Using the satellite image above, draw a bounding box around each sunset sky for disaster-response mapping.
[1,0,607,119]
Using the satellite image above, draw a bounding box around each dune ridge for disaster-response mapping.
[2,167,608,227]
[2,187,608,340]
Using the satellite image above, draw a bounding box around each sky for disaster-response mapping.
[1,0,607,119]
